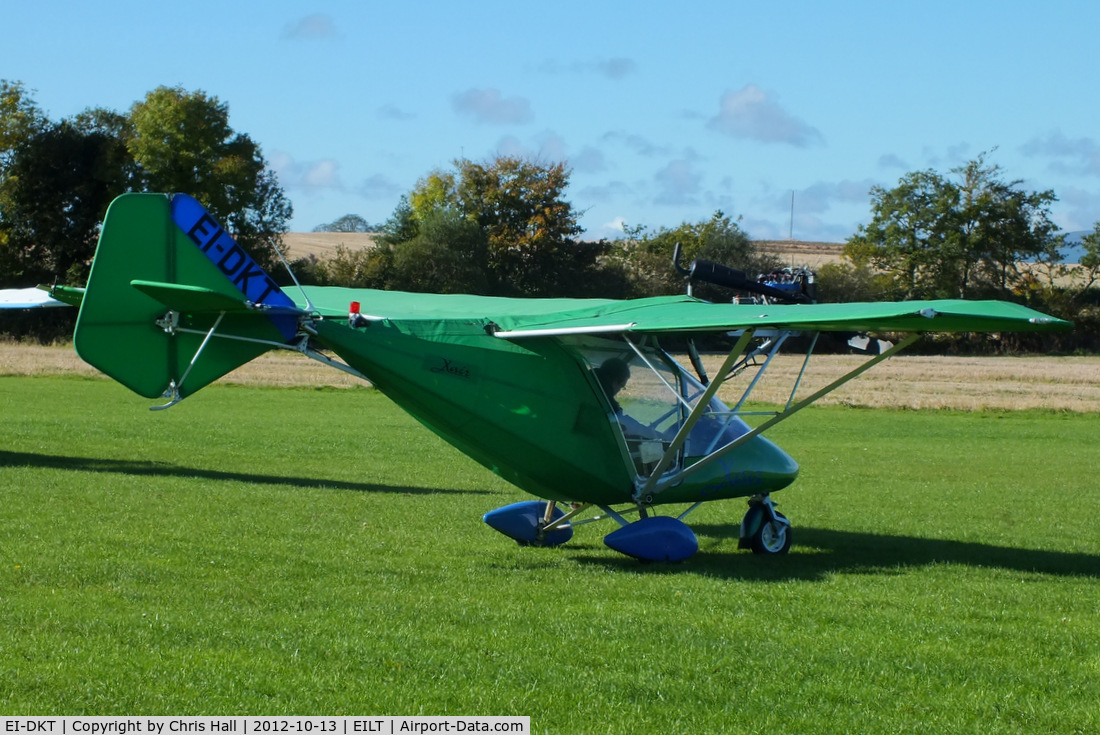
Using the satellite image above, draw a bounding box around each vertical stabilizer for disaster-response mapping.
[74,193,299,403]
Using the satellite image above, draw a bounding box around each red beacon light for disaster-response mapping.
[348,301,367,328]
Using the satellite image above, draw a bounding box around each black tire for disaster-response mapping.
[749,510,792,555]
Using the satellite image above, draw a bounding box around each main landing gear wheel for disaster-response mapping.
[739,496,792,555]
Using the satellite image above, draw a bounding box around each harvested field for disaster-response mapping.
[4,344,1097,412]
[282,232,376,261]
[698,353,1100,412]
[281,235,844,267]
[755,239,846,267]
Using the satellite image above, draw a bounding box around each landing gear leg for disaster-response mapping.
[536,501,559,545]
[483,500,574,547]
[739,494,792,555]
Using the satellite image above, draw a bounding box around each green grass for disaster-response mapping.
[2,376,1099,732]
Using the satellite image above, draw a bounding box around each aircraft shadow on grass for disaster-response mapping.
[573,523,1100,581]
[0,449,487,497]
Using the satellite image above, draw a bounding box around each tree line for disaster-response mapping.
[818,153,1099,351]
[298,156,781,303]
[0,80,289,289]
[294,153,1100,352]
[2,81,1097,350]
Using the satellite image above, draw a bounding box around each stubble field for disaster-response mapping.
[5,344,1098,413]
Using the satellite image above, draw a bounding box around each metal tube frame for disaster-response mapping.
[633,328,757,502]
[150,312,371,411]
[621,330,921,502]
[657,332,921,489]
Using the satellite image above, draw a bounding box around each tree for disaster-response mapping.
[845,169,955,299]
[0,80,47,171]
[846,153,1059,299]
[377,195,419,246]
[0,81,45,285]
[813,261,891,303]
[0,81,295,339]
[0,120,131,285]
[1079,224,1100,292]
[614,211,781,299]
[401,156,587,296]
[1027,223,1100,307]
[388,208,489,294]
[456,156,583,294]
[127,86,291,271]
[313,214,376,233]
[322,244,390,288]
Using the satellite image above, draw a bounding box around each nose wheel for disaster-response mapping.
[739,494,792,555]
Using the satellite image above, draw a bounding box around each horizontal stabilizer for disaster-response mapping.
[48,285,86,307]
[130,280,257,313]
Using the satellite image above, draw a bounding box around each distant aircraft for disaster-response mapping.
[0,193,1072,561]
[0,287,69,308]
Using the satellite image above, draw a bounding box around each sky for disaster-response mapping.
[4,0,1100,243]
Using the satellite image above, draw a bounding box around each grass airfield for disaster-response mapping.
[2,375,1098,732]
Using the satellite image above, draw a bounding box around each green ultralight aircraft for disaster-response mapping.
[1,193,1073,562]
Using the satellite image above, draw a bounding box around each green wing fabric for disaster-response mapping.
[298,287,1071,337]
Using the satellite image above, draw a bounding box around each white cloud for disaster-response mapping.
[707,84,823,147]
[571,145,607,173]
[452,88,534,125]
[920,143,973,170]
[792,179,876,214]
[282,14,338,40]
[878,153,908,170]
[535,57,638,80]
[1021,132,1100,177]
[654,158,702,205]
[533,131,569,162]
[469,133,605,173]
[603,216,627,232]
[593,58,638,80]
[580,214,632,241]
[600,130,671,158]
[270,151,342,190]
[1052,185,1100,232]
[493,135,530,159]
[303,160,340,188]
[577,180,634,205]
[359,173,402,200]
[378,104,415,121]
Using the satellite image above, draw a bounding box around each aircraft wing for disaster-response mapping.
[484,296,1072,338]
[297,288,1070,337]
[0,287,72,309]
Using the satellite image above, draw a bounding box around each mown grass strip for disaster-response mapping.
[2,376,1098,731]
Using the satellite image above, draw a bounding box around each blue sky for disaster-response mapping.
[4,1,1099,242]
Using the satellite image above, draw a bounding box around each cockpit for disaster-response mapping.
[569,336,753,479]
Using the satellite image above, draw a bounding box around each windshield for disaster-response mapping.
[572,337,751,478]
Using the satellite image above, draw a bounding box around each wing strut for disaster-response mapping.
[786,332,820,410]
[633,328,757,503]
[658,332,922,492]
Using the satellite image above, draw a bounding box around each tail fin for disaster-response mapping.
[75,193,303,406]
